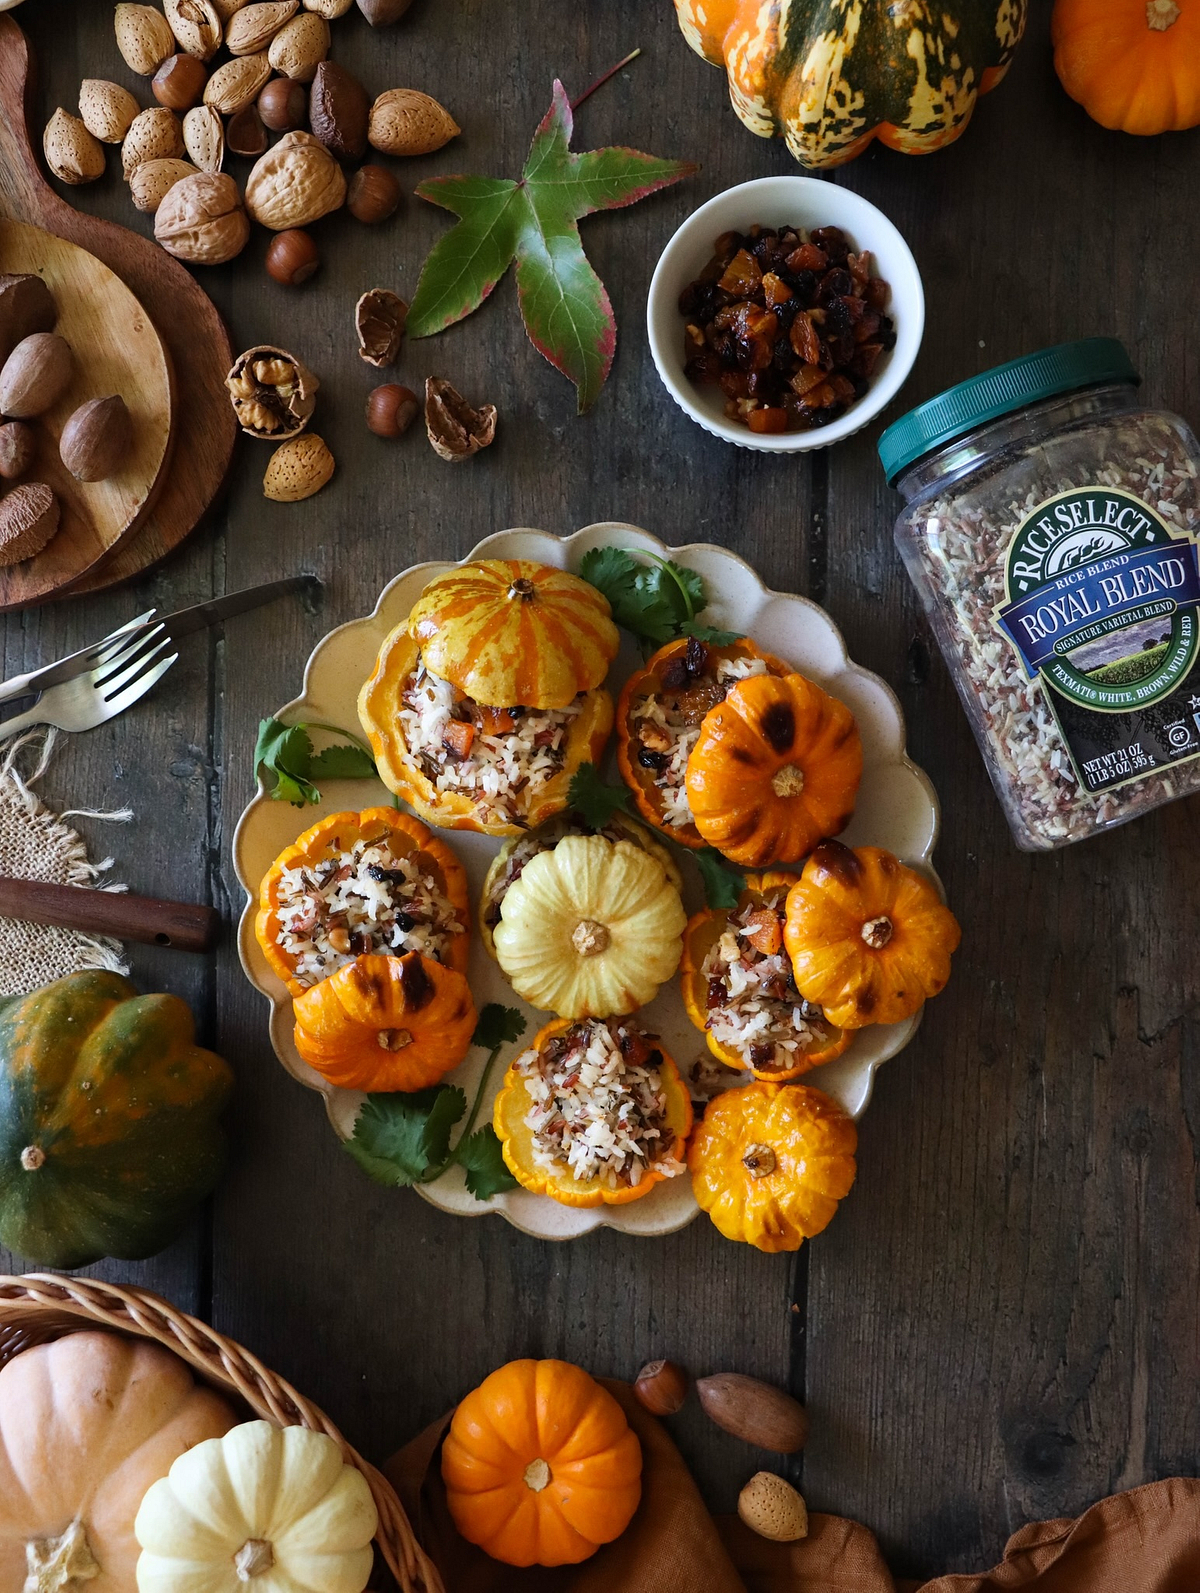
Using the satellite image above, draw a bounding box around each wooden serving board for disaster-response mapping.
[0,16,236,603]
[0,219,174,608]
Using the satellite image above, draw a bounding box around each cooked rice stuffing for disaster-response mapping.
[702,890,834,1073]
[400,659,582,826]
[273,837,464,989]
[517,1019,685,1190]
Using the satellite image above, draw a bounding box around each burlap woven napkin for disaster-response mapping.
[386,1384,1200,1592]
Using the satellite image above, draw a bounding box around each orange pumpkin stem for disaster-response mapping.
[1147,0,1181,27]
[860,915,894,950]
[523,1458,552,1492]
[378,1028,413,1051]
[742,1143,777,1178]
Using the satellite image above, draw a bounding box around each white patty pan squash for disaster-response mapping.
[493,834,686,1018]
[135,1421,378,1593]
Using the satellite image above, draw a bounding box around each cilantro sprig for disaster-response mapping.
[255,718,377,806]
[345,1004,525,1201]
[580,548,742,650]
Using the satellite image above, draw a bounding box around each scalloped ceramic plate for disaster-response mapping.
[234,524,942,1241]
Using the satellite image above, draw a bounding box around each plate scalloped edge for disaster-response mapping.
[234,522,943,1243]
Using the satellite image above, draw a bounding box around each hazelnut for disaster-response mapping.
[355,288,406,367]
[0,333,73,418]
[0,483,60,567]
[425,377,497,463]
[347,163,400,223]
[356,0,413,22]
[153,52,209,109]
[266,229,319,285]
[59,396,134,482]
[227,103,268,156]
[0,421,36,480]
[155,171,250,263]
[695,1374,809,1454]
[258,75,307,131]
[366,383,417,438]
[633,1360,689,1417]
[309,60,368,161]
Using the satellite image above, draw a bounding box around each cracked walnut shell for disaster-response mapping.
[154,171,249,263]
[425,377,497,462]
[244,131,346,229]
[226,344,318,438]
[355,289,407,367]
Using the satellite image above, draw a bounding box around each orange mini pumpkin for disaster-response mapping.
[685,672,862,867]
[681,871,850,1081]
[784,841,961,1029]
[1052,0,1200,135]
[688,1080,857,1252]
[292,951,476,1091]
[442,1358,642,1567]
[255,807,469,996]
[616,636,790,848]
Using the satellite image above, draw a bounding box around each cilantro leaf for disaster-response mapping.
[419,1086,467,1169]
[458,1127,519,1200]
[408,81,696,412]
[309,743,378,781]
[344,1090,450,1186]
[695,848,746,911]
[580,547,742,650]
[681,622,744,646]
[472,1004,527,1052]
[255,717,377,806]
[568,762,630,829]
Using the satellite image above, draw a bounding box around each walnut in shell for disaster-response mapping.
[263,433,334,500]
[355,289,407,367]
[0,484,60,567]
[244,130,345,229]
[43,109,106,185]
[425,377,497,463]
[155,171,249,263]
[225,344,318,438]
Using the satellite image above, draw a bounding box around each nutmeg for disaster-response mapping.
[347,163,400,223]
[258,75,307,131]
[0,483,60,567]
[0,421,36,481]
[365,383,417,438]
[695,1374,809,1454]
[0,333,73,419]
[59,396,134,482]
[266,229,319,285]
[633,1360,689,1416]
[152,53,209,110]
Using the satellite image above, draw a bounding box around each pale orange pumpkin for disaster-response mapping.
[1052,0,1200,135]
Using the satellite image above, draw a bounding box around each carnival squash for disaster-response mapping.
[685,672,861,867]
[616,636,790,848]
[688,1080,857,1252]
[493,1017,693,1208]
[480,810,683,960]
[784,841,961,1029]
[681,871,850,1081]
[358,626,613,839]
[0,971,233,1269]
[676,0,1027,168]
[492,834,686,1018]
[0,1331,236,1593]
[1052,0,1200,135]
[292,952,476,1091]
[442,1358,642,1567]
[255,806,470,996]
[136,1419,377,1593]
[407,559,620,709]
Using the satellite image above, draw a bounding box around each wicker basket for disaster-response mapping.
[0,1273,444,1593]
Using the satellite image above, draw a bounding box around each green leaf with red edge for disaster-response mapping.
[408,80,697,413]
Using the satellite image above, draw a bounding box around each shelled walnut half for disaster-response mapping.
[225,344,318,438]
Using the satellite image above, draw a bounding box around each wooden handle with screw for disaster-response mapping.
[0,877,221,952]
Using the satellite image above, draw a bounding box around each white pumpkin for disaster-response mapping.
[134,1421,378,1593]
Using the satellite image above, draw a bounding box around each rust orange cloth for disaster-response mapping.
[385,1384,1200,1592]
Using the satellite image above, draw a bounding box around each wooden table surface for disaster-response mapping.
[6,3,1199,1580]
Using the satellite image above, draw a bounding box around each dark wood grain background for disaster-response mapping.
[5,1,1199,1579]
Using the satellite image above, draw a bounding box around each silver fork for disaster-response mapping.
[0,626,178,736]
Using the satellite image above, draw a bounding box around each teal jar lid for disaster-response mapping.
[877,338,1140,485]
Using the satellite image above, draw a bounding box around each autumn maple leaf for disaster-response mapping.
[407,80,697,413]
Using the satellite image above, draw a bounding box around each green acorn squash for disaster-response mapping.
[0,971,233,1269]
[675,0,1028,169]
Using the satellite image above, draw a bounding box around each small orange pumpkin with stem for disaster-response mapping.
[685,672,862,867]
[292,951,476,1091]
[1052,0,1200,135]
[442,1358,642,1567]
[783,840,961,1029]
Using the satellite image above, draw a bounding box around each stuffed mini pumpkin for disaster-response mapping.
[1052,0,1200,135]
[0,1331,236,1593]
[0,971,233,1269]
[689,1081,857,1252]
[442,1359,642,1567]
[136,1420,378,1593]
[784,841,961,1028]
[492,834,686,1018]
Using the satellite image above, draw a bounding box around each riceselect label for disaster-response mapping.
[995,487,1200,794]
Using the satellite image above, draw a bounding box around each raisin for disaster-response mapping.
[638,746,667,771]
[685,635,709,676]
[660,657,690,689]
[707,977,728,1009]
[393,910,416,931]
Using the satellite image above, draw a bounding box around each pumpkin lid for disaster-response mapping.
[877,337,1139,485]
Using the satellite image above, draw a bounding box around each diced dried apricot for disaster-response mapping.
[789,311,821,365]
[786,242,828,273]
[478,705,516,735]
[718,248,763,297]
[762,272,793,308]
[442,720,475,759]
[741,908,783,955]
[747,407,788,434]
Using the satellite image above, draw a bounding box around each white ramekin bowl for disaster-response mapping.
[647,175,925,453]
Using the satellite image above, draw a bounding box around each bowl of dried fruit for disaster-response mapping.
[648,176,924,451]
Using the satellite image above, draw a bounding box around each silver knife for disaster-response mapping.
[0,574,321,706]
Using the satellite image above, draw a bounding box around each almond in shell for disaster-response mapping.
[183,104,225,171]
[225,0,298,51]
[130,156,200,212]
[203,51,272,114]
[0,484,60,567]
[737,1474,808,1543]
[122,106,185,180]
[79,79,141,143]
[267,11,329,81]
[165,0,222,59]
[263,433,334,500]
[115,3,176,75]
[43,109,106,185]
[211,0,249,19]
[303,0,354,14]
[368,89,459,156]
[244,130,345,229]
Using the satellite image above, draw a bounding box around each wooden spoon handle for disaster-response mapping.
[0,877,221,952]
